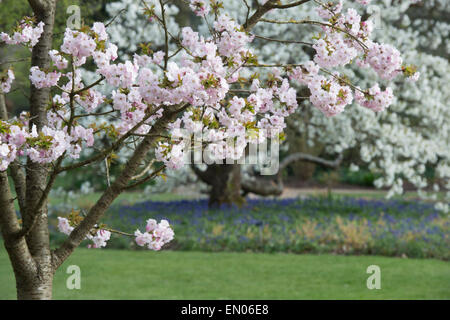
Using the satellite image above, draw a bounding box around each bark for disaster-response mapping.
[192,163,243,207]
[19,0,57,299]
[208,164,243,207]
[0,171,45,300]
[8,161,27,214]
[0,93,7,119]
[1,94,45,299]
[15,271,53,300]
[3,0,57,300]
[285,116,321,181]
[241,175,283,196]
[243,0,278,31]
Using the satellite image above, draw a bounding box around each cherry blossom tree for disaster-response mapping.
[0,0,418,299]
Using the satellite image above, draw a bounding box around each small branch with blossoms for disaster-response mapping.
[57,210,174,250]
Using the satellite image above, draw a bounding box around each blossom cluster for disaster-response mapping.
[286,2,417,116]
[354,84,394,112]
[189,0,210,17]
[308,75,353,117]
[359,41,403,80]
[313,33,357,68]
[58,216,174,250]
[29,66,61,89]
[0,69,15,93]
[134,219,175,251]
[57,217,111,249]
[0,110,94,170]
[0,17,44,48]
[49,50,69,70]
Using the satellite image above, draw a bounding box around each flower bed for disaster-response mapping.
[49,196,449,260]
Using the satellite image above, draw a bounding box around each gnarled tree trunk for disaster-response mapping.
[15,272,53,300]
[193,164,243,207]
[0,0,57,300]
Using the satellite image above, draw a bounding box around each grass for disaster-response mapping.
[48,192,191,207]
[1,248,449,300]
[12,192,194,212]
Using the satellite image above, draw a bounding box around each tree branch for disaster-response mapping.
[241,152,343,197]
[243,0,278,31]
[243,0,312,31]
[252,34,313,46]
[124,165,166,190]
[241,175,284,196]
[270,0,311,9]
[279,152,343,172]
[52,104,185,269]
[0,171,38,281]
[130,159,155,181]
[57,106,163,173]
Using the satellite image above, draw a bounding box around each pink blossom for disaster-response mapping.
[49,50,68,70]
[308,75,353,117]
[1,69,15,93]
[189,0,210,17]
[134,219,174,250]
[57,217,74,235]
[0,20,44,48]
[29,66,61,89]
[355,84,394,112]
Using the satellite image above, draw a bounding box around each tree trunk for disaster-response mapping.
[16,272,53,300]
[208,164,243,207]
[192,163,244,207]
[15,0,56,300]
[0,169,54,300]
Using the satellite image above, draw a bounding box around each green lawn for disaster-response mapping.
[1,249,449,299]
[12,192,195,211]
[48,192,193,207]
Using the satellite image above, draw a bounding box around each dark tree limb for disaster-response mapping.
[279,152,343,173]
[243,0,312,31]
[240,153,343,197]
[243,0,278,31]
[190,164,213,184]
[241,175,284,196]
[270,0,311,10]
[0,171,38,284]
